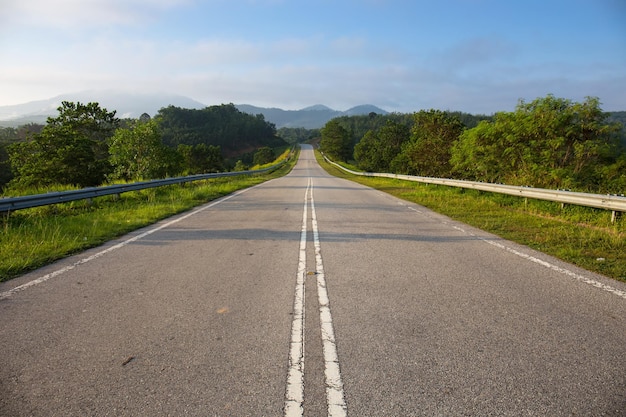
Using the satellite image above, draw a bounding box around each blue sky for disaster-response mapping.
[1,0,624,114]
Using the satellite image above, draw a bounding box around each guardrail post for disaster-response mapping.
[611,210,621,224]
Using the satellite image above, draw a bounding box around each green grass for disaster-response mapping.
[0,155,296,282]
[316,152,626,282]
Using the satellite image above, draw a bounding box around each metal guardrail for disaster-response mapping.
[323,155,626,220]
[0,161,286,213]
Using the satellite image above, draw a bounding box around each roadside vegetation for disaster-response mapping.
[320,95,625,194]
[0,102,288,193]
[315,151,625,282]
[0,150,296,282]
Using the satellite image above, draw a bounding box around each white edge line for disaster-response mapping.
[406,200,626,300]
[448,225,626,300]
[0,186,257,301]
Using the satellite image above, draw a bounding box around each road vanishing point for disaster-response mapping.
[1,145,625,416]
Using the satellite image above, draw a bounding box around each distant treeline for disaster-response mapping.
[157,104,286,156]
[2,96,624,194]
[0,102,287,192]
[276,111,492,147]
[318,96,625,193]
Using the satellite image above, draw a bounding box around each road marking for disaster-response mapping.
[310,182,348,417]
[405,204,626,300]
[285,177,347,417]
[0,186,258,301]
[284,178,309,417]
[449,224,626,300]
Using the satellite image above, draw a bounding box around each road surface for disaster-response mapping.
[2,145,626,416]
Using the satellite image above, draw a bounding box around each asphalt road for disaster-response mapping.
[2,145,626,416]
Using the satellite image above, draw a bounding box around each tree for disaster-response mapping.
[598,152,626,193]
[178,143,224,174]
[252,146,275,166]
[320,119,352,161]
[233,160,248,171]
[450,95,622,190]
[108,119,177,181]
[157,104,285,158]
[450,119,505,182]
[0,144,12,189]
[398,110,464,177]
[353,130,384,171]
[277,127,320,144]
[353,120,409,172]
[8,101,119,188]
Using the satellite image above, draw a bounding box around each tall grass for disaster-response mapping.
[0,158,296,282]
[316,152,626,282]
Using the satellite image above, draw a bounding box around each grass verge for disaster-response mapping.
[0,154,297,283]
[316,151,626,282]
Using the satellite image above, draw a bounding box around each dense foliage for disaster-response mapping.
[0,124,44,187]
[2,102,287,193]
[353,120,409,172]
[451,96,623,191]
[157,104,286,157]
[8,102,119,188]
[177,143,224,174]
[108,119,180,181]
[607,111,626,147]
[253,146,275,166]
[319,119,353,161]
[397,110,464,177]
[347,95,625,193]
[3,95,623,194]
[277,127,320,144]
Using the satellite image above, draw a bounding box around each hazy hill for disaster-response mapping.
[0,91,206,126]
[0,91,389,129]
[236,104,389,128]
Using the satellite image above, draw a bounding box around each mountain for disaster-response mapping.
[300,104,335,112]
[236,104,389,128]
[0,91,206,126]
[341,104,388,116]
[0,91,389,129]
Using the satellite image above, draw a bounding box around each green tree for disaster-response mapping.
[353,120,409,172]
[398,110,464,177]
[277,127,320,144]
[233,160,248,171]
[178,143,224,174]
[353,130,384,171]
[253,146,275,166]
[108,119,176,181]
[157,104,285,158]
[320,119,352,161]
[598,152,626,193]
[450,119,505,182]
[8,102,119,188]
[450,95,621,190]
[0,144,12,189]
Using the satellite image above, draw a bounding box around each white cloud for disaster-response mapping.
[0,15,624,114]
[2,0,192,29]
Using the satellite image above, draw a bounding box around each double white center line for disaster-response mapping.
[285,178,347,417]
